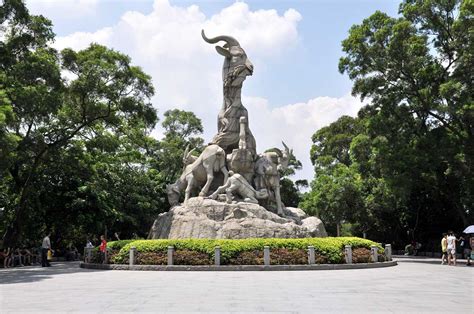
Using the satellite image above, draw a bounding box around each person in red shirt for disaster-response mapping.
[99,235,107,264]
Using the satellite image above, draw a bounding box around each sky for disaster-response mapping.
[26,0,400,183]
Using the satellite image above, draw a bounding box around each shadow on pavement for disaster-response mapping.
[0,261,107,284]
[394,255,472,266]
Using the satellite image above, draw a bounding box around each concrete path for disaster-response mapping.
[1,259,472,313]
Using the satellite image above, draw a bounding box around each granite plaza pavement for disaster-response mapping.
[1,257,472,313]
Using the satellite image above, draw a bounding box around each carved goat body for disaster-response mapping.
[166,144,228,206]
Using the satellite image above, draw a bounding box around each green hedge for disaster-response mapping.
[113,237,382,264]
[107,240,137,251]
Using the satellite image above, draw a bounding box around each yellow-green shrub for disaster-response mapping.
[113,237,382,265]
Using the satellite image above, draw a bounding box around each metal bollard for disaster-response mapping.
[308,246,315,265]
[167,246,174,266]
[264,246,270,266]
[344,245,353,264]
[129,246,136,266]
[385,244,392,261]
[214,246,221,266]
[371,245,378,263]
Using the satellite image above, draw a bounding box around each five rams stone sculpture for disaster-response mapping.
[166,30,292,214]
[149,29,327,239]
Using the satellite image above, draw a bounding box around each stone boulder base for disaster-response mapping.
[148,197,327,239]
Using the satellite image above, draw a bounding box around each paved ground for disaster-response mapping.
[0,258,472,313]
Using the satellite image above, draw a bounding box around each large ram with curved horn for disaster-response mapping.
[202,29,257,156]
[201,29,254,86]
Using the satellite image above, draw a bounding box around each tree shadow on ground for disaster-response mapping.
[0,261,107,284]
[394,256,470,266]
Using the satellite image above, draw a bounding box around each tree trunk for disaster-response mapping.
[2,200,28,247]
[336,222,341,237]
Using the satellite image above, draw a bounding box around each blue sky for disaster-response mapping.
[37,0,400,106]
[27,0,401,181]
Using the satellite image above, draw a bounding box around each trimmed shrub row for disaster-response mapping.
[110,237,384,265]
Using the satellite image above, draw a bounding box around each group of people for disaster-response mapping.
[0,234,53,268]
[85,235,108,264]
[441,231,473,266]
[1,231,114,268]
[0,247,41,268]
[0,233,80,268]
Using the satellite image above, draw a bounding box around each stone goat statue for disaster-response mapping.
[254,142,292,215]
[167,144,228,206]
[209,171,268,204]
[202,29,257,155]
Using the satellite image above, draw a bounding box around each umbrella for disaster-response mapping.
[463,225,474,234]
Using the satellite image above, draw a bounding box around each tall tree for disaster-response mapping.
[0,0,158,246]
[339,0,473,227]
[303,0,472,243]
[150,109,204,184]
[301,116,365,236]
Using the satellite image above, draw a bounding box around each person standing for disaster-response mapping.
[461,234,472,266]
[441,233,448,265]
[446,230,457,266]
[99,235,107,264]
[470,235,474,266]
[2,248,12,268]
[41,233,52,267]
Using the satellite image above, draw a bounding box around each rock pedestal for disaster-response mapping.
[148,197,327,239]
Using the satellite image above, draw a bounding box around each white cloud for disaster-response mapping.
[53,0,301,125]
[49,0,361,182]
[244,95,364,182]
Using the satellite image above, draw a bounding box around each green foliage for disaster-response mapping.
[150,109,204,185]
[277,148,306,208]
[0,0,207,248]
[107,240,137,251]
[114,237,382,264]
[0,1,177,247]
[303,0,473,247]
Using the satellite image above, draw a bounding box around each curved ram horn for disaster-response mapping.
[188,148,196,158]
[183,145,190,160]
[201,29,240,47]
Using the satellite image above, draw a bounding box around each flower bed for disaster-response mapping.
[108,237,384,265]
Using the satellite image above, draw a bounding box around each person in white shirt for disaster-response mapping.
[41,233,52,267]
[446,230,457,266]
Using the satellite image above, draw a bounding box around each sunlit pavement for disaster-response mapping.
[1,259,472,313]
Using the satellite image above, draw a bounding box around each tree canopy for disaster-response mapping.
[301,0,473,246]
[0,1,204,247]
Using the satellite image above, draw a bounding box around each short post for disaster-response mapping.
[214,246,221,266]
[344,245,353,264]
[371,245,378,263]
[129,246,136,266]
[263,246,270,266]
[385,244,392,261]
[308,246,315,265]
[84,247,92,263]
[167,246,174,266]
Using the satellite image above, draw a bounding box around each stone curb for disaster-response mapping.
[80,260,397,271]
